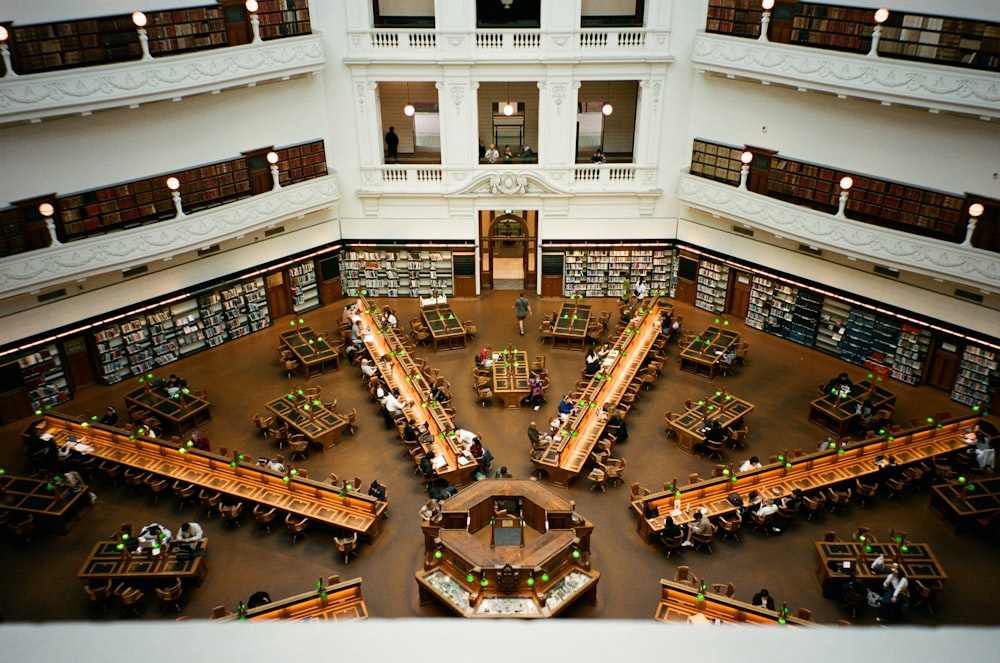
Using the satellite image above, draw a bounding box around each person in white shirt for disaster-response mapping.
[175,522,203,542]
[383,389,408,417]
[756,499,778,518]
[682,511,713,546]
[384,308,398,328]
[137,523,172,546]
[739,456,762,472]
[877,564,909,623]
[360,357,379,378]
[455,428,478,446]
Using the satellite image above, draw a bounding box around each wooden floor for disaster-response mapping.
[1,291,998,625]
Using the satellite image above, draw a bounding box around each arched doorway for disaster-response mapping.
[479,210,537,291]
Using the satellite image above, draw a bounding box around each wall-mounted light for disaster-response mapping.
[836,176,854,218]
[132,12,153,61]
[0,25,18,78]
[38,202,62,247]
[868,8,889,57]
[246,0,262,44]
[962,202,985,247]
[738,150,753,190]
[166,177,185,218]
[759,0,775,42]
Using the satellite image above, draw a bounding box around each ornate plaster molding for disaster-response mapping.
[447,171,571,198]
[677,174,1000,292]
[0,176,340,297]
[692,32,1000,120]
[0,34,327,125]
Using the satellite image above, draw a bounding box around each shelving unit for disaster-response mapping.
[814,297,852,357]
[705,0,763,39]
[0,208,28,258]
[256,0,313,40]
[220,285,250,339]
[18,345,71,412]
[179,158,252,213]
[952,345,998,408]
[9,15,140,75]
[878,13,1000,71]
[145,6,228,55]
[766,158,838,212]
[787,289,823,347]
[891,325,931,385]
[244,277,272,331]
[790,3,872,54]
[838,307,875,366]
[199,292,229,349]
[868,314,902,376]
[171,299,206,357]
[845,175,965,242]
[121,315,154,377]
[561,248,673,298]
[745,276,773,331]
[275,140,328,186]
[694,259,729,313]
[289,261,319,312]
[764,282,796,338]
[689,139,743,187]
[146,307,179,367]
[341,248,455,298]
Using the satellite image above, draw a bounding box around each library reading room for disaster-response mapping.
[1,0,999,659]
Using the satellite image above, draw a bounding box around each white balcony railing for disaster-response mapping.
[347,28,671,62]
[677,172,999,293]
[0,175,341,298]
[692,32,1000,121]
[0,34,327,125]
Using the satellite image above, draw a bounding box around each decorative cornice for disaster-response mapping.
[0,34,327,125]
[0,176,341,298]
[677,173,999,293]
[692,32,1000,120]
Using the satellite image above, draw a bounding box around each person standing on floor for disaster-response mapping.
[384,126,399,163]
[513,292,531,336]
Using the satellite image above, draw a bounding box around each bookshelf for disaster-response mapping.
[787,289,823,347]
[814,297,852,356]
[171,299,206,356]
[341,248,455,298]
[289,261,319,312]
[765,282,795,338]
[838,307,875,366]
[690,139,743,187]
[705,0,763,39]
[121,314,155,377]
[18,345,71,412]
[694,259,729,313]
[244,277,272,331]
[220,285,250,339]
[275,140,328,186]
[199,292,229,348]
[146,307,180,367]
[9,15,140,75]
[745,276,773,331]
[790,3,873,54]
[878,13,1000,71]
[0,208,27,258]
[952,345,998,408]
[256,0,313,40]
[891,324,931,385]
[178,158,252,213]
[94,324,129,385]
[767,157,838,212]
[145,6,228,55]
[561,248,673,298]
[846,175,965,242]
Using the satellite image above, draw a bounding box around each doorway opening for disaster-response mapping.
[479,210,537,292]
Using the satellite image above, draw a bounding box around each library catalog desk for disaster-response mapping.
[491,348,531,409]
[266,391,350,452]
[532,296,664,486]
[279,325,340,378]
[815,541,946,597]
[421,302,466,351]
[655,579,812,626]
[631,418,975,543]
[678,326,741,379]
[416,480,599,618]
[808,380,896,437]
[218,577,368,622]
[124,384,211,437]
[28,415,387,542]
[78,539,209,586]
[355,296,476,486]
[552,302,591,350]
[670,390,756,454]
[0,472,92,534]
[929,476,1000,534]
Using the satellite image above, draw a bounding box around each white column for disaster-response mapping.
[536,72,578,170]
[351,77,383,167]
[437,76,478,169]
[634,75,666,166]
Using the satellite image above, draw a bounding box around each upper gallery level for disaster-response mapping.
[692,1,1000,120]
[0,2,324,125]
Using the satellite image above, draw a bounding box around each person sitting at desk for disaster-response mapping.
[721,348,737,369]
[189,430,210,452]
[558,394,575,418]
[428,480,458,501]
[418,499,442,522]
[266,457,287,473]
[456,429,479,446]
[584,347,600,376]
[402,419,419,443]
[494,466,513,479]
[360,357,380,379]
[383,307,398,329]
[137,523,172,546]
[175,522,203,542]
[699,420,728,452]
[877,564,909,623]
[99,406,118,426]
[682,510,713,546]
[660,515,685,541]
[739,456,762,472]
[383,389,409,419]
[603,405,629,442]
[825,372,854,398]
[341,305,355,328]
[751,588,776,611]
[430,385,451,406]
[419,454,435,480]
[368,480,387,501]
[523,374,544,410]
[165,374,186,396]
[634,278,649,300]
[858,399,877,427]
[756,498,779,519]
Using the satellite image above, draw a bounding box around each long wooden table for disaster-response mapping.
[808,380,896,437]
[421,302,466,351]
[218,577,368,622]
[124,384,211,436]
[532,296,664,486]
[266,391,350,451]
[670,389,756,454]
[552,301,591,350]
[78,539,209,586]
[27,414,387,542]
[815,540,947,597]
[0,473,92,534]
[678,325,741,379]
[355,296,476,486]
[632,418,976,543]
[655,579,812,626]
[492,348,530,409]
[929,476,1000,534]
[279,325,340,378]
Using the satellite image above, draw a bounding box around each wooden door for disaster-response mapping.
[674,279,696,306]
[319,277,343,303]
[266,272,291,320]
[61,336,96,390]
[219,0,251,45]
[924,341,961,391]
[727,272,751,318]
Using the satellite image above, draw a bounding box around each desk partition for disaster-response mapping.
[655,579,812,625]
[218,577,368,621]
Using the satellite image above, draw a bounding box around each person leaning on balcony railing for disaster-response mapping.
[485,144,499,164]
[521,145,536,164]
[590,148,606,164]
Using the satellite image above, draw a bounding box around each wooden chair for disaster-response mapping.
[803,493,827,520]
[285,513,310,543]
[735,341,749,366]
[211,605,233,620]
[463,319,477,340]
[673,566,699,587]
[827,486,852,515]
[700,438,725,463]
[345,407,358,435]
[253,413,274,437]
[911,579,943,615]
[630,483,650,500]
[587,467,607,493]
[712,582,737,598]
[288,437,309,462]
[718,513,742,542]
[477,384,494,407]
[114,583,145,617]
[145,475,169,503]
[728,424,749,451]
[334,532,359,564]
[173,481,196,510]
[83,578,114,614]
[663,411,678,438]
[660,532,684,559]
[691,523,718,554]
[283,358,300,379]
[124,468,148,496]
[253,504,279,535]
[749,510,774,535]
[885,476,910,501]
[219,501,243,528]
[776,500,800,528]
[98,460,123,487]
[796,607,812,621]
[154,577,183,612]
[538,322,554,343]
[199,489,221,519]
[854,478,879,508]
[603,457,627,487]
[7,513,34,543]
[531,355,546,372]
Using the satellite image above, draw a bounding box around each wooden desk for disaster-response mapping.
[77,539,209,586]
[678,326,741,379]
[654,579,812,626]
[28,415,387,542]
[0,473,92,534]
[552,302,591,350]
[421,303,466,351]
[671,390,756,454]
[815,541,947,597]
[492,349,530,409]
[279,325,340,378]
[929,477,1000,534]
[266,392,349,452]
[355,296,476,486]
[124,385,211,436]
[219,577,368,622]
[808,380,896,437]
[532,296,663,486]
[631,418,976,543]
